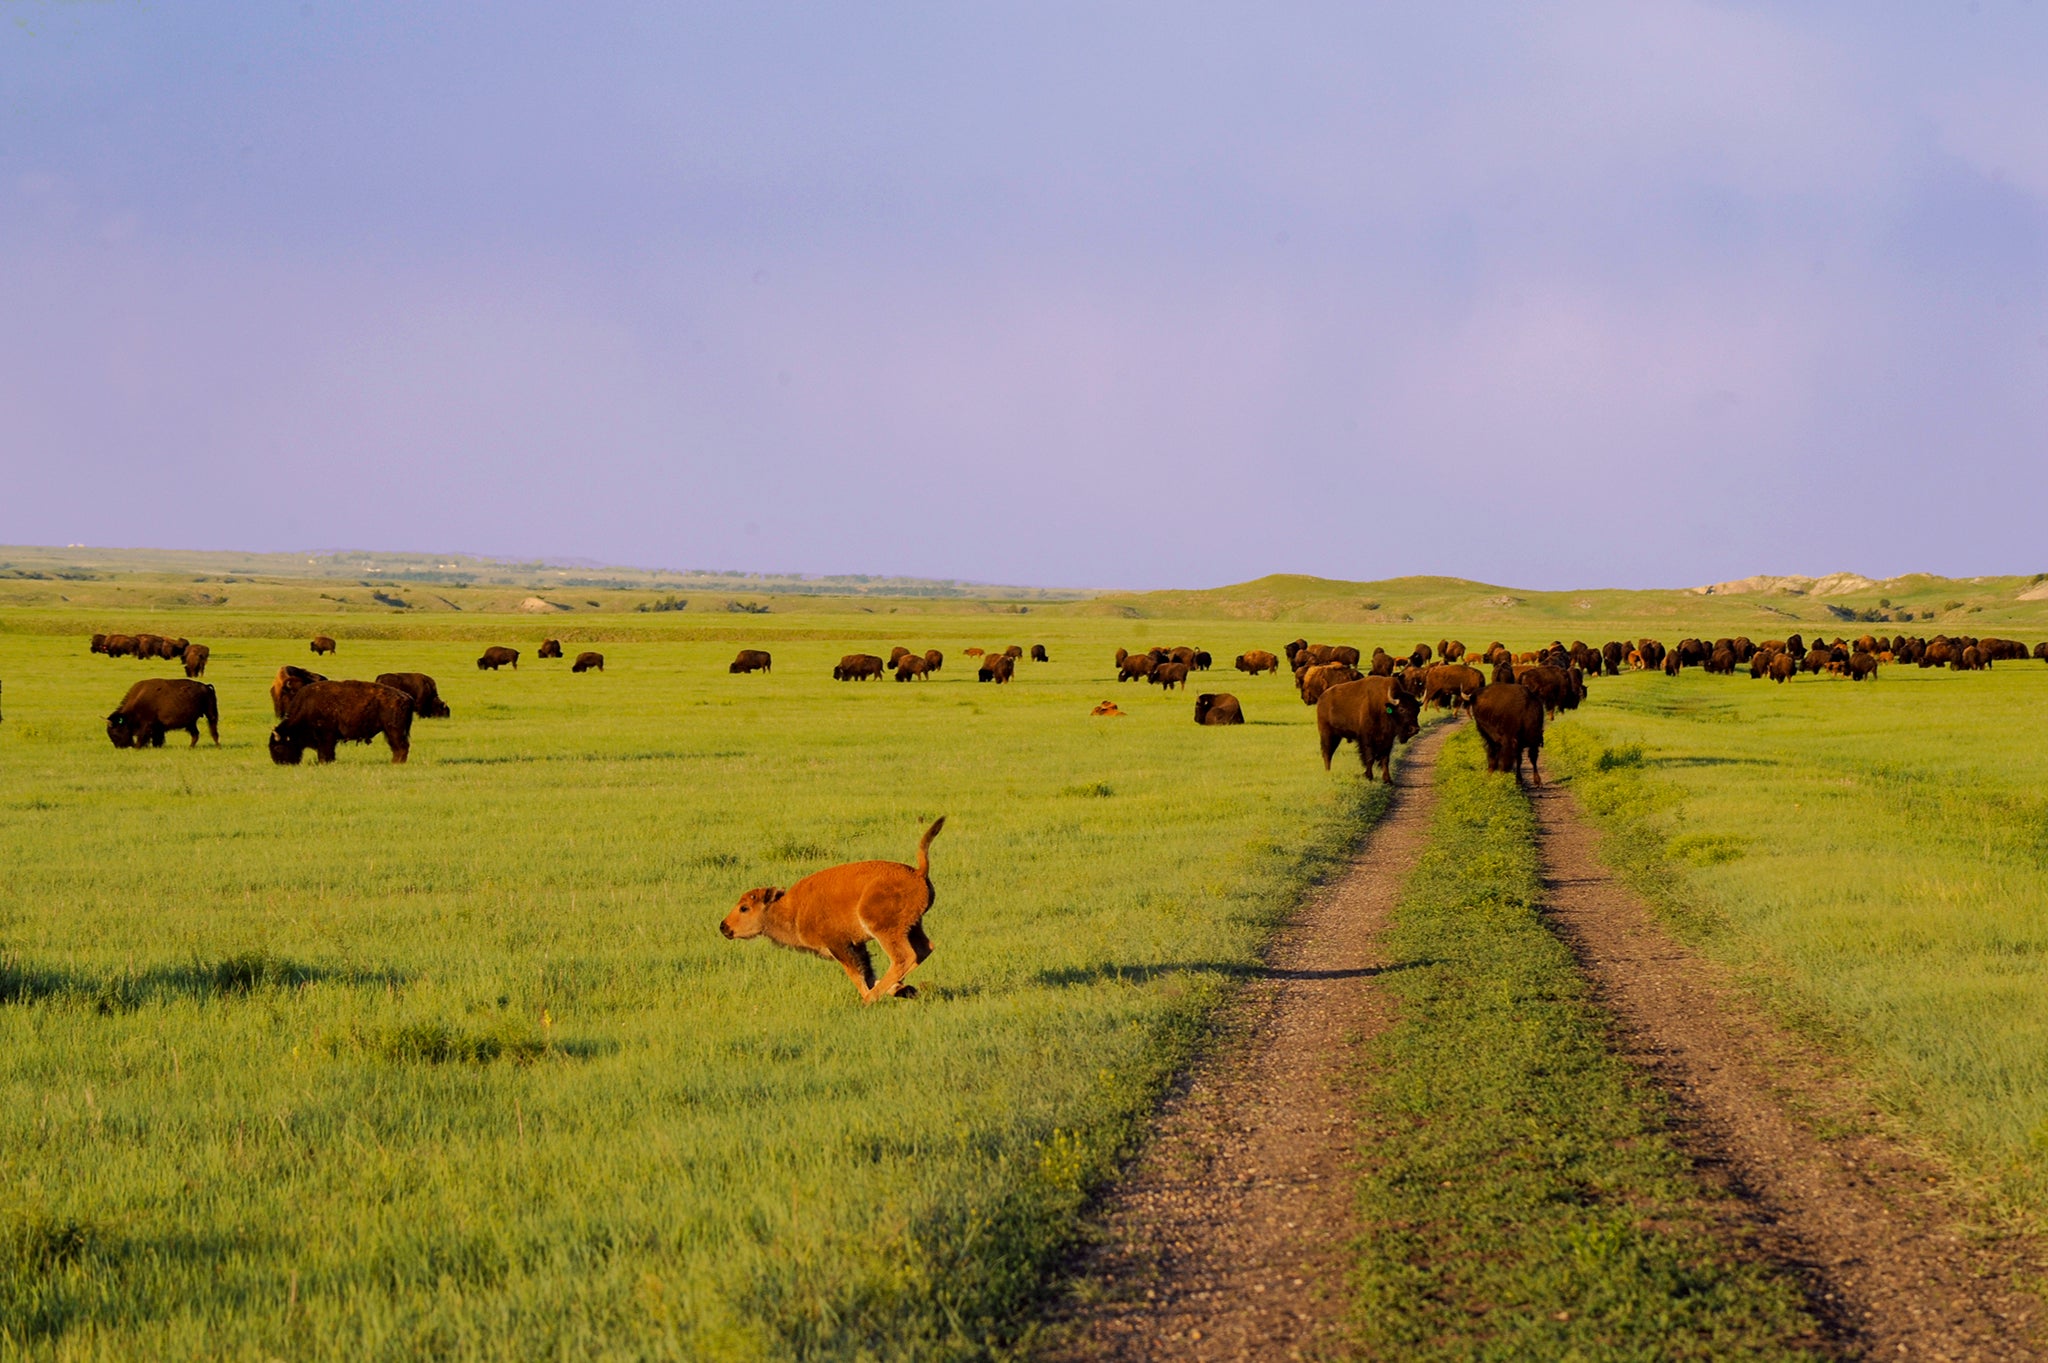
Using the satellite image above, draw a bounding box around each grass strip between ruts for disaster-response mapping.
[1348,727,1823,1361]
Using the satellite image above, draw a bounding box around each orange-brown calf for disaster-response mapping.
[720,819,945,1004]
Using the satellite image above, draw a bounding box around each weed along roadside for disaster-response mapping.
[1349,728,1826,1359]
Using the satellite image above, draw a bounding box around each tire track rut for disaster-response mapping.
[1040,722,1454,1363]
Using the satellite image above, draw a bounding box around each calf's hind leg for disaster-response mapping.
[863,929,925,1002]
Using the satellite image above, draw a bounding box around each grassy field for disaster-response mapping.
[0,617,1380,1360]
[1547,661,2048,1222]
[1350,729,1821,1360]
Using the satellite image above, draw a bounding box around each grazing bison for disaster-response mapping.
[977,654,1015,684]
[270,665,327,718]
[1316,677,1421,783]
[2037,642,2048,663]
[1236,650,1280,676]
[310,636,337,656]
[107,678,219,749]
[181,643,210,678]
[133,633,166,661]
[895,655,929,681]
[887,646,912,669]
[1474,683,1545,783]
[1151,662,1190,691]
[477,646,520,670]
[1420,663,1485,712]
[1367,649,1395,677]
[270,680,414,765]
[730,649,772,674]
[374,672,451,718]
[923,649,944,673]
[720,817,945,1003]
[1299,662,1363,707]
[1118,653,1155,682]
[159,636,190,660]
[1848,652,1879,681]
[1030,644,1049,662]
[572,651,605,673]
[89,633,109,655]
[835,654,886,681]
[102,634,140,658]
[1193,692,1244,725]
[538,639,564,659]
[1768,653,1796,683]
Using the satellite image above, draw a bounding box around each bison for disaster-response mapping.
[977,654,1015,684]
[538,639,564,659]
[835,654,886,681]
[1769,653,1797,683]
[1474,682,1545,783]
[1515,664,1583,717]
[310,636,337,656]
[924,649,944,673]
[101,634,139,658]
[181,643,210,678]
[1193,692,1244,725]
[1299,662,1363,707]
[107,678,218,749]
[270,665,327,718]
[1151,662,1190,691]
[1316,677,1421,783]
[1235,650,1280,676]
[269,680,414,765]
[1030,644,1049,662]
[89,633,108,655]
[1118,653,1156,682]
[1420,663,1485,712]
[476,646,520,670]
[572,651,605,673]
[729,649,772,674]
[894,655,929,681]
[374,672,451,718]
[887,646,912,669]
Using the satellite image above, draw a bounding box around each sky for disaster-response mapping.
[3,3,2046,591]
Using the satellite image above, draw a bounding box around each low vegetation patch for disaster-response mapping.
[1350,729,1820,1359]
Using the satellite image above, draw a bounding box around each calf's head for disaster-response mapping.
[721,887,785,939]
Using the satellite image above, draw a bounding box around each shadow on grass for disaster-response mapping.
[0,952,409,1013]
[1647,755,1779,769]
[1034,959,1435,988]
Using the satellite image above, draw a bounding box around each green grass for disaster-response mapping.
[1547,661,2048,1222]
[1350,728,1822,1361]
[0,623,1379,1360]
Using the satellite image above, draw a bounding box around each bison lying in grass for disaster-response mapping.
[270,680,414,765]
[107,679,219,749]
[1194,692,1243,725]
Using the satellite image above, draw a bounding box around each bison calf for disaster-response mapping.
[107,679,219,749]
[270,680,414,765]
[720,818,944,1004]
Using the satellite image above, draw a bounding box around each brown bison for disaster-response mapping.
[1848,652,1879,681]
[270,665,328,718]
[270,680,414,765]
[477,646,520,670]
[720,817,944,1003]
[1768,653,1796,683]
[1475,682,1545,783]
[887,646,912,669]
[1030,644,1049,662]
[1002,645,1024,661]
[895,655,929,681]
[160,636,190,660]
[835,654,886,681]
[1091,700,1126,717]
[310,636,337,656]
[1194,692,1244,725]
[181,643,210,678]
[133,633,165,661]
[538,639,564,659]
[924,649,944,673]
[572,651,605,673]
[1118,653,1156,682]
[1299,662,1364,708]
[1514,664,1583,717]
[977,654,1015,684]
[1316,677,1421,783]
[1235,650,1280,675]
[1151,662,1190,691]
[730,649,772,674]
[1420,663,1485,712]
[89,633,108,655]
[101,634,140,658]
[107,678,219,749]
[374,672,451,718]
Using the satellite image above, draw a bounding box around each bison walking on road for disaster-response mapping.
[1474,683,1545,784]
[1316,677,1421,783]
[107,679,219,749]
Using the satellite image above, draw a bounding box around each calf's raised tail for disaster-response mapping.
[916,816,946,877]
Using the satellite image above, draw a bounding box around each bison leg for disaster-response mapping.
[864,930,924,1003]
[1526,746,1544,786]
[828,940,876,996]
[907,922,934,964]
[185,721,201,747]
[389,741,410,764]
[316,740,338,764]
[1318,724,1340,771]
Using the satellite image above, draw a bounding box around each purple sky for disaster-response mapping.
[4,4,2046,591]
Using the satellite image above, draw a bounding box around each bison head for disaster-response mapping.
[105,712,136,748]
[720,886,785,940]
[267,727,307,765]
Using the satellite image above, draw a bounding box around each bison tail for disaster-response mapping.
[916,816,946,877]
[203,684,220,745]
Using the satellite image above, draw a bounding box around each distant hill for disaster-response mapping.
[1085,572,2048,629]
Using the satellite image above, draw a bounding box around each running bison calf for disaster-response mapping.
[477,646,520,671]
[107,678,219,749]
[1316,677,1421,783]
[537,639,564,659]
[374,672,451,719]
[730,649,772,674]
[1474,681,1545,784]
[572,651,604,673]
[720,817,945,1004]
[1194,692,1243,725]
[310,636,337,656]
[270,680,414,765]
